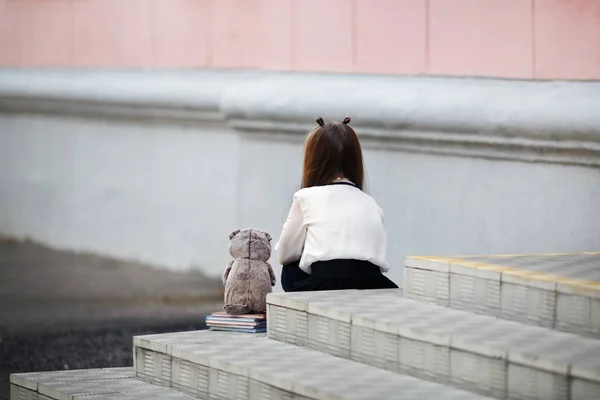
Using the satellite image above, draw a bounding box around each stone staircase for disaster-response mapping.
[10,253,600,399]
[404,253,600,337]
[9,367,195,400]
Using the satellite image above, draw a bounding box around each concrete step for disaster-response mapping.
[133,329,266,388]
[267,290,600,400]
[133,329,492,400]
[404,253,600,338]
[10,367,198,400]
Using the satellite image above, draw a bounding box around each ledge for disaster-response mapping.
[1,69,599,167]
[0,69,259,123]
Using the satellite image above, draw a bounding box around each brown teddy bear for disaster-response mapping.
[222,228,276,315]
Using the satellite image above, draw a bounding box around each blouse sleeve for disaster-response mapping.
[275,194,306,265]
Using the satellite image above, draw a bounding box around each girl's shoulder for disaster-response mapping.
[292,186,321,201]
[293,185,379,205]
[291,186,384,219]
[292,184,347,198]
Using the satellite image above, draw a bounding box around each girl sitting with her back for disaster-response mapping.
[275,116,398,292]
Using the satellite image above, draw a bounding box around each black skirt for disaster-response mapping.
[281,259,398,292]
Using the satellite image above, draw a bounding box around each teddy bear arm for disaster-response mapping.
[267,262,276,286]
[222,260,234,286]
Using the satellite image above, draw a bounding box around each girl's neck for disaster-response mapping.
[331,176,355,185]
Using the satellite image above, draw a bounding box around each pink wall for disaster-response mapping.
[0,0,599,80]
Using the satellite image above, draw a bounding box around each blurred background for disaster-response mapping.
[0,1,599,399]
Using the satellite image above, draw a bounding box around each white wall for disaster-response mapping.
[2,112,599,291]
[0,114,240,273]
[1,70,599,291]
[237,132,600,289]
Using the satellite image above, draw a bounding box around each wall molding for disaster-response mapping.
[1,69,599,167]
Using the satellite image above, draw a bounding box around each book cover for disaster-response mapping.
[205,316,266,324]
[206,321,267,328]
[211,311,266,320]
[209,326,267,333]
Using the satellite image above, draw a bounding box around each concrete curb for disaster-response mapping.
[1,69,599,167]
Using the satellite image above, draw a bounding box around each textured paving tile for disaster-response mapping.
[10,367,197,400]
[134,329,266,354]
[136,329,492,399]
[405,253,600,338]
[458,254,600,280]
[10,368,132,392]
[268,290,600,400]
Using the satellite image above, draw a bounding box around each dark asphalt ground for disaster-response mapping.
[0,237,224,400]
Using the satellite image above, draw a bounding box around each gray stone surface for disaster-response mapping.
[0,239,222,400]
[457,253,600,280]
[10,367,199,400]
[134,329,267,356]
[10,368,133,392]
[267,290,600,399]
[135,330,493,400]
[133,330,267,390]
[0,238,222,331]
[405,253,600,337]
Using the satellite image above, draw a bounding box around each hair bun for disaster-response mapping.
[316,117,325,127]
[342,116,351,125]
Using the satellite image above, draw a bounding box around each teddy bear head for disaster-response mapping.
[228,228,272,262]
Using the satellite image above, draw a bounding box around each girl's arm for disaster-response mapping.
[275,196,306,265]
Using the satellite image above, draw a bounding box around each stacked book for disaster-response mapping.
[205,311,267,333]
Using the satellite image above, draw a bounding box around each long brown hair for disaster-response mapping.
[301,116,365,191]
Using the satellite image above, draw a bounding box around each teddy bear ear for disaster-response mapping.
[265,232,272,242]
[229,229,241,240]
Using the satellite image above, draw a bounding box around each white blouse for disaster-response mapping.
[275,183,390,274]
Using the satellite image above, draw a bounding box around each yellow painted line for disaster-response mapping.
[407,253,600,291]
[556,279,600,297]
[453,261,514,273]
[456,252,600,258]
[407,256,459,262]
[502,269,565,284]
[450,257,600,289]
